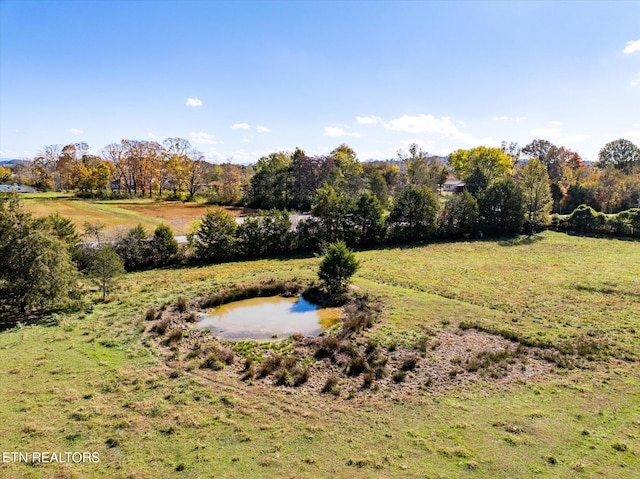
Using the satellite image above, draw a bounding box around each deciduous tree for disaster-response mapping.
[517,158,552,226]
[597,138,640,173]
[448,146,514,192]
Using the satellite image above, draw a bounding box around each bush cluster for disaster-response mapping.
[551,205,640,237]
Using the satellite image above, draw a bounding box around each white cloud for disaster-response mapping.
[324,126,361,137]
[231,123,250,130]
[530,127,561,139]
[549,120,563,126]
[355,115,382,125]
[387,114,458,135]
[186,97,203,107]
[68,128,84,135]
[386,114,497,146]
[241,137,250,143]
[256,126,271,133]
[493,115,527,122]
[623,39,640,54]
[560,134,590,143]
[624,129,640,139]
[189,132,216,145]
[631,72,640,87]
[148,132,159,140]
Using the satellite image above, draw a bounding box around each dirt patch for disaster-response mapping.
[118,204,255,233]
[144,283,565,398]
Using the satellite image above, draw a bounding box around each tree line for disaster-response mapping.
[2,137,639,215]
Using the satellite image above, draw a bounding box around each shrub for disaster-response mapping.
[568,204,599,233]
[163,328,183,345]
[373,365,387,379]
[292,366,309,386]
[145,307,157,321]
[345,355,369,376]
[321,375,340,395]
[274,368,293,386]
[151,319,169,335]
[176,296,187,312]
[200,354,224,371]
[318,241,360,294]
[392,370,407,383]
[401,355,419,371]
[362,373,375,389]
[313,335,340,360]
[257,354,283,378]
[342,310,374,333]
[150,224,178,266]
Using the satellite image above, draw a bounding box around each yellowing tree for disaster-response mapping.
[517,158,552,226]
[448,146,514,192]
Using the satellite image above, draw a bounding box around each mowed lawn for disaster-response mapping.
[21,194,253,236]
[0,231,638,478]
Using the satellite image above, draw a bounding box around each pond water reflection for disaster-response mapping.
[197,295,341,340]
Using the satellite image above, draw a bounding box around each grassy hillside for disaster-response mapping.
[0,231,638,478]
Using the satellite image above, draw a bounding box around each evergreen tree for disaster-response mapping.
[353,191,386,245]
[115,224,151,271]
[150,224,179,266]
[0,195,80,314]
[387,186,439,242]
[88,244,125,301]
[440,190,479,238]
[191,209,239,262]
[318,241,359,294]
[478,178,525,236]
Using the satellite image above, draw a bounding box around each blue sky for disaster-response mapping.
[1,0,639,163]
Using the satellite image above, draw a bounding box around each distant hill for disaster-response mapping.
[0,159,30,166]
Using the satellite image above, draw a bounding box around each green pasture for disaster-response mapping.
[0,231,638,478]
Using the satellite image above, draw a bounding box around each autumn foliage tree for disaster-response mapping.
[448,146,514,192]
[517,158,553,227]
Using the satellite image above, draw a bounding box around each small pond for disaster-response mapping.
[197,295,342,340]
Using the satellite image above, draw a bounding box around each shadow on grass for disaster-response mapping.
[498,235,545,247]
[563,230,640,242]
[0,312,50,332]
[575,284,640,299]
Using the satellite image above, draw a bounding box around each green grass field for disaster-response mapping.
[1,231,639,478]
